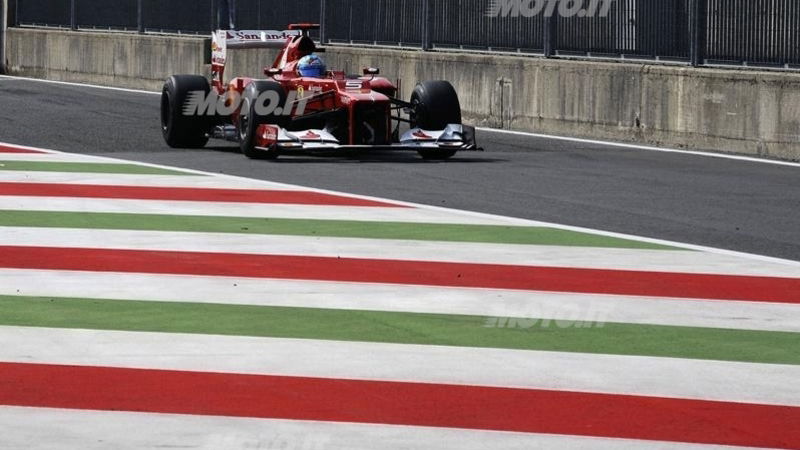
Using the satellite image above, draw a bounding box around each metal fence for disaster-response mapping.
[705,0,800,66]
[325,0,426,47]
[14,0,215,33]
[11,0,800,68]
[554,0,690,59]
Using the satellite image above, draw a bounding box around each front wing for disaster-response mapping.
[253,124,479,154]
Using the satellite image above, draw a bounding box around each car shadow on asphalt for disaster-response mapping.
[202,146,504,164]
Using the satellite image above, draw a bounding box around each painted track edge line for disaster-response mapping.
[0,141,798,266]
[0,74,160,96]
[476,127,800,168]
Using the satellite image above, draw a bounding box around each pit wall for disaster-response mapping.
[6,27,800,160]
[5,28,209,91]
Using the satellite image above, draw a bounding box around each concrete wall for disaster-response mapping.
[5,27,800,160]
[5,27,209,91]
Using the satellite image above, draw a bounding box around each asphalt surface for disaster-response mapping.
[1,76,798,260]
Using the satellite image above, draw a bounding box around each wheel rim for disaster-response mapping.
[160,91,172,133]
[239,99,251,141]
[410,98,420,128]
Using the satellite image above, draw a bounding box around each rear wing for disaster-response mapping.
[212,29,300,64]
[211,29,301,89]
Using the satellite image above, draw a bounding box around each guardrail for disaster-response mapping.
[11,0,800,69]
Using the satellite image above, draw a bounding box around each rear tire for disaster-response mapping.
[411,81,461,160]
[161,75,211,148]
[238,80,288,160]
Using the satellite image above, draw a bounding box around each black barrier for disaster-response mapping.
[433,0,546,52]
[141,0,214,34]
[324,0,425,46]
[12,0,800,69]
[17,0,70,28]
[233,0,319,31]
[554,0,690,59]
[76,0,138,30]
[705,0,800,66]
[16,0,213,33]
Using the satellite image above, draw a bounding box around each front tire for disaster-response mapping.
[238,80,288,160]
[161,75,211,148]
[411,81,462,160]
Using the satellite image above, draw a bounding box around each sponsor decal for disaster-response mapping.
[221,30,301,49]
[226,30,297,42]
[412,130,433,139]
[261,125,278,142]
[346,81,363,90]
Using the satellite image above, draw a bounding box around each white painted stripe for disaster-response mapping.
[0,196,516,225]
[1,326,798,406]
[0,74,160,95]
[2,227,798,278]
[2,270,798,332]
[0,171,307,189]
[0,153,122,162]
[477,126,800,168]
[0,406,736,450]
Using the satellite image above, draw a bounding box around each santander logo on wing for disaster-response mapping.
[301,130,321,140]
[226,30,297,42]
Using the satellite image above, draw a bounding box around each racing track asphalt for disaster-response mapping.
[0,76,798,260]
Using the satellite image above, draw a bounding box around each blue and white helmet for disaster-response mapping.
[297,54,326,77]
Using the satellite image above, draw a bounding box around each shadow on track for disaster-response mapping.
[201,146,503,164]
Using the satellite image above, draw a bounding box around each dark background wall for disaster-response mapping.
[10,0,800,68]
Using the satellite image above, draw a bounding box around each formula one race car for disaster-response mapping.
[160,23,477,160]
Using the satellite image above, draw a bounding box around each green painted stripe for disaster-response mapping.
[0,211,677,250]
[0,161,196,176]
[1,295,794,365]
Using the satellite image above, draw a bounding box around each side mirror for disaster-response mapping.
[264,67,283,77]
[363,67,380,76]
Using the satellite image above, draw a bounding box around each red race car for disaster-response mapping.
[160,24,478,160]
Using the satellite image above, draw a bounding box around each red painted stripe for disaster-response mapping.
[0,363,797,448]
[1,246,798,303]
[0,145,44,154]
[0,182,404,207]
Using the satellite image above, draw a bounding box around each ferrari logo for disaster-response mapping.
[297,85,304,99]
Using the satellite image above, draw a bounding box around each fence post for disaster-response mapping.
[319,0,326,44]
[419,0,433,50]
[1,0,6,74]
[543,11,557,57]
[217,0,232,30]
[136,0,143,34]
[347,0,352,43]
[689,0,707,66]
[70,0,76,30]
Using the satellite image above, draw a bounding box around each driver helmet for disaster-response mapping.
[297,54,326,77]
